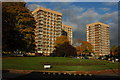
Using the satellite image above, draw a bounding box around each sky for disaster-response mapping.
[25,2,118,46]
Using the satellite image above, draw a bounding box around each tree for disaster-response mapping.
[2,2,36,53]
[110,45,117,56]
[51,35,77,57]
[74,39,93,56]
[110,45,120,56]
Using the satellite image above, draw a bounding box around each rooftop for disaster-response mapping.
[86,22,110,27]
[62,24,73,28]
[32,7,62,15]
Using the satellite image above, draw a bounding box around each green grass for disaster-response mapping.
[2,57,119,71]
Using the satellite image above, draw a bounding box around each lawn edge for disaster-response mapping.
[2,69,120,75]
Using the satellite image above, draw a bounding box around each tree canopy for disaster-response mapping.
[110,45,120,56]
[51,35,77,57]
[2,2,36,52]
[74,39,93,56]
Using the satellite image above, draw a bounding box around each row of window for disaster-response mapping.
[38,43,54,46]
[38,23,62,27]
[36,16,62,21]
[38,22,61,25]
[38,29,61,32]
[35,33,61,37]
[37,37,58,40]
[34,10,62,17]
[37,48,55,51]
[35,14,62,19]
[42,35,59,38]
[39,25,61,27]
[87,27,109,30]
[37,45,54,48]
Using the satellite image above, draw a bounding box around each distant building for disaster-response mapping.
[62,24,73,45]
[32,7,73,56]
[86,22,110,56]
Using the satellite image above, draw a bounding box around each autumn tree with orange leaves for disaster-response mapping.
[110,45,120,56]
[51,36,77,57]
[2,2,36,52]
[74,39,93,56]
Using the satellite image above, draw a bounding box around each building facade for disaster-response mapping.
[32,7,62,56]
[86,22,110,56]
[32,7,73,56]
[62,24,73,45]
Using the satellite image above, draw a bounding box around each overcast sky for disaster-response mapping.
[25,2,118,46]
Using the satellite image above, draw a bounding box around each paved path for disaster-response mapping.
[2,69,120,80]
[3,69,120,75]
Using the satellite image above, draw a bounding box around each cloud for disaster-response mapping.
[109,23,118,45]
[102,12,118,46]
[26,4,46,11]
[100,11,118,23]
[26,4,40,11]
[60,8,100,41]
[100,8,110,11]
[78,8,100,22]
[53,4,88,40]
[103,2,118,6]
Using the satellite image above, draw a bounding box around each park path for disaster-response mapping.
[2,69,120,80]
[3,69,120,75]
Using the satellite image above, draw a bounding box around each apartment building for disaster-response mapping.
[32,7,62,56]
[62,24,73,45]
[86,22,110,56]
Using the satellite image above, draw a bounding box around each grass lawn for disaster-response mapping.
[2,57,119,71]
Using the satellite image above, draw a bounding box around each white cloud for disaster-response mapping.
[57,8,101,40]
[79,8,100,21]
[100,11,118,23]
[63,21,78,31]
[26,4,39,11]
[26,4,46,11]
[103,2,118,6]
[100,8,110,11]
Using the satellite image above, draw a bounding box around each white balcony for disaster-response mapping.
[40,15,44,17]
[58,16,62,19]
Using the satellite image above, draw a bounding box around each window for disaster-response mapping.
[40,18,43,21]
[39,26,43,28]
[40,21,44,25]
[39,30,42,32]
[98,24,101,27]
[33,12,37,15]
[58,26,61,27]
